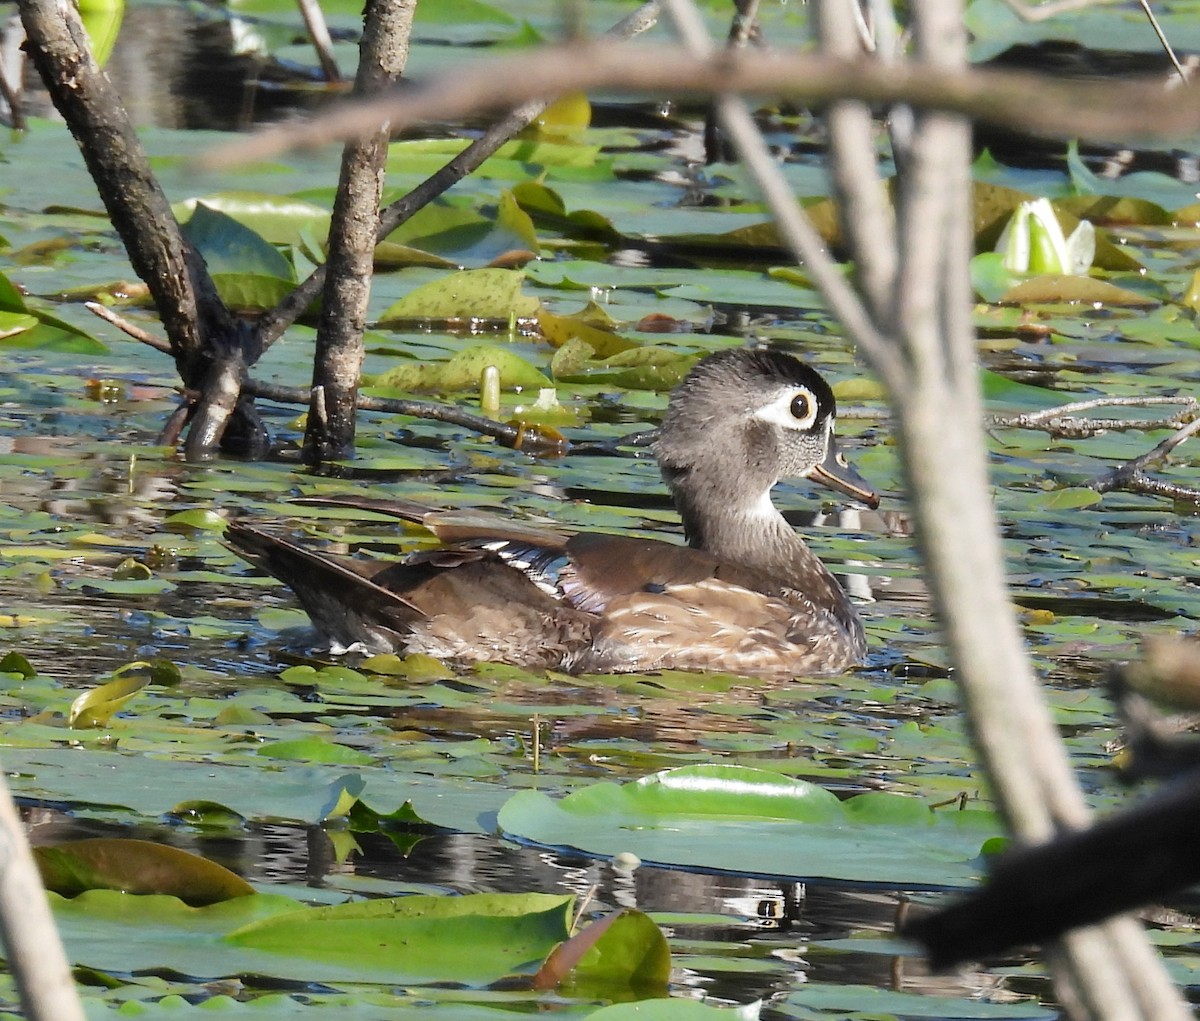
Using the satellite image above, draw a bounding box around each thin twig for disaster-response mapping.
[1107,471,1200,503]
[814,0,900,333]
[295,0,342,83]
[0,40,25,130]
[85,301,172,353]
[0,775,86,1021]
[1136,0,1189,84]
[1088,416,1200,493]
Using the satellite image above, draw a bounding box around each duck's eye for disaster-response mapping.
[790,393,812,421]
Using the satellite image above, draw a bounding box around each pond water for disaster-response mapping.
[2,0,1200,1018]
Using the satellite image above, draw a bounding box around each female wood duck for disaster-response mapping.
[226,348,879,678]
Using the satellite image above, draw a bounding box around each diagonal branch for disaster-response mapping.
[251,2,662,354]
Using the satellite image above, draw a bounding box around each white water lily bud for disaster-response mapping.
[995,197,1094,276]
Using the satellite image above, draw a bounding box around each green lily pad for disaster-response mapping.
[369,344,550,392]
[225,892,575,984]
[378,268,540,322]
[1000,275,1157,306]
[498,765,999,888]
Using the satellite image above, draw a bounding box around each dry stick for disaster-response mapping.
[0,46,25,130]
[1088,416,1200,494]
[85,301,172,354]
[206,6,663,454]
[990,395,1198,437]
[997,394,1198,426]
[900,10,1176,1018]
[197,47,1200,169]
[295,0,342,83]
[899,70,1128,1021]
[18,0,250,460]
[251,0,661,354]
[1112,474,1200,503]
[1135,0,1190,84]
[797,0,1183,1012]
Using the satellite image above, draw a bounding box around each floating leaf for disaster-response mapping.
[208,272,298,313]
[1029,487,1103,510]
[76,0,124,65]
[174,192,331,246]
[415,0,517,25]
[378,268,540,322]
[225,892,574,984]
[499,765,999,888]
[1183,269,1200,314]
[256,737,374,766]
[163,508,228,531]
[112,557,151,581]
[1000,276,1155,306]
[539,909,670,995]
[538,305,638,358]
[36,838,254,905]
[181,203,295,281]
[0,309,39,339]
[0,651,37,678]
[532,92,591,139]
[556,346,699,390]
[369,345,549,393]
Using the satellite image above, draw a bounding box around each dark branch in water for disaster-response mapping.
[1088,416,1200,503]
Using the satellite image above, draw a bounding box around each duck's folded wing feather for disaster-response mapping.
[225,523,422,652]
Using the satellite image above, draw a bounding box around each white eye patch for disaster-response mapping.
[752,386,822,431]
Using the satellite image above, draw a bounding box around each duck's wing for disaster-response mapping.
[225,523,423,653]
[227,522,594,665]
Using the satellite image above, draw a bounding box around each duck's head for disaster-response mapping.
[654,348,879,533]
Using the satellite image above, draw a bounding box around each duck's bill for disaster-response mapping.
[809,441,880,509]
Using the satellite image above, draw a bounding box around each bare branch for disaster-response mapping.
[1135,0,1190,84]
[251,2,661,353]
[663,0,902,385]
[85,301,172,354]
[989,395,1199,436]
[814,0,898,331]
[1089,416,1200,493]
[296,0,342,83]
[304,0,414,462]
[197,46,1200,168]
[19,0,235,385]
